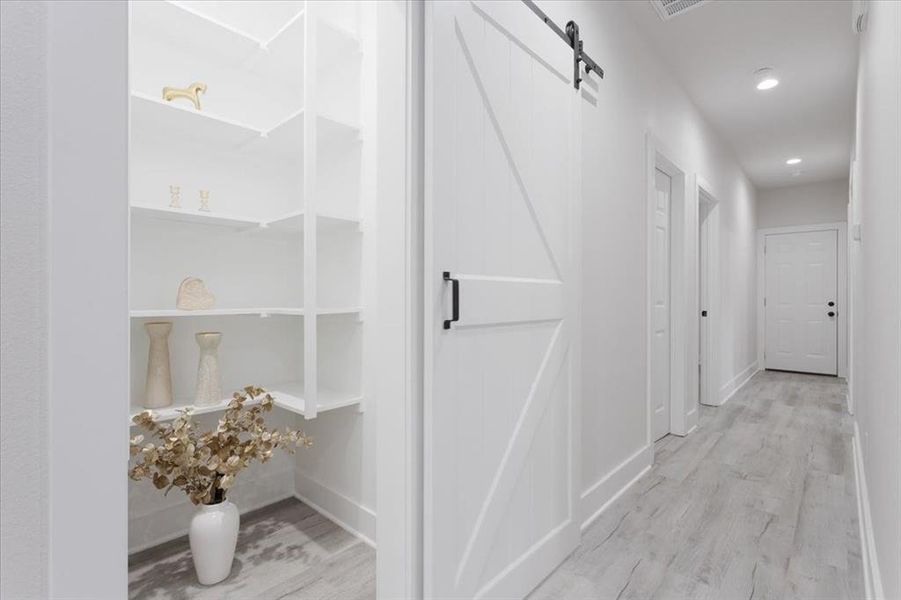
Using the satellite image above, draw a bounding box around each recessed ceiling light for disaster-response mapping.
[786,157,802,165]
[754,67,779,90]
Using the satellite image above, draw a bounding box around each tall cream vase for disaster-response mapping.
[194,332,222,406]
[143,322,173,408]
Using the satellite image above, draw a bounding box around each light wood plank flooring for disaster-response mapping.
[128,498,375,600]
[530,370,864,600]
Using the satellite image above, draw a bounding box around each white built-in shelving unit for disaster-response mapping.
[129,0,369,425]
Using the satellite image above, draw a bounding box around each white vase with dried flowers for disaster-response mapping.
[189,496,239,584]
[129,386,312,586]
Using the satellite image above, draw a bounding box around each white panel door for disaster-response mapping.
[765,230,838,375]
[426,1,579,598]
[699,201,710,406]
[651,169,671,441]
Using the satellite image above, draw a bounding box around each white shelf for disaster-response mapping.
[129,307,364,319]
[132,204,361,233]
[260,211,362,233]
[131,203,266,230]
[132,93,360,159]
[269,382,363,415]
[253,108,306,158]
[134,1,306,57]
[129,395,262,424]
[317,307,362,316]
[262,210,304,232]
[132,204,304,232]
[319,213,363,231]
[130,93,309,158]
[129,383,362,426]
[129,0,370,446]
[131,92,264,146]
[130,308,304,318]
[168,1,305,50]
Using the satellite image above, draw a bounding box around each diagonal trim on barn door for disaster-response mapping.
[453,321,569,593]
[454,18,562,281]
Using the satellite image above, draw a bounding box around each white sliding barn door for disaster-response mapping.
[425,1,580,598]
[764,230,838,375]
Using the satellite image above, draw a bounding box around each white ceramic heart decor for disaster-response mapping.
[176,277,216,310]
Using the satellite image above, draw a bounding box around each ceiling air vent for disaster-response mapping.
[650,0,711,21]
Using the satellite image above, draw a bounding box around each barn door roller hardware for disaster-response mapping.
[521,0,604,89]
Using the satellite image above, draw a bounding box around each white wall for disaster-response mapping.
[757,178,849,229]
[47,2,130,597]
[2,2,130,597]
[848,2,901,598]
[0,2,49,598]
[541,1,759,524]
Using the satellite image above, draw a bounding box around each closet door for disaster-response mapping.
[425,1,581,597]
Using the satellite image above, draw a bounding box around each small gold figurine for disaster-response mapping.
[162,82,207,111]
[169,185,181,209]
[199,190,211,212]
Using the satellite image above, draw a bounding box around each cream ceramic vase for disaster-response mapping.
[189,499,240,585]
[194,332,222,406]
[143,322,173,409]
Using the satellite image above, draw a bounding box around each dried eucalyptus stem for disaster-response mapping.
[129,386,312,505]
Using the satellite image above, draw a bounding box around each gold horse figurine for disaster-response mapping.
[161,82,207,110]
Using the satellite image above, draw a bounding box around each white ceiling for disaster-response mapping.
[625,0,858,189]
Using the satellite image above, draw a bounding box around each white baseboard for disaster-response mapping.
[580,444,653,531]
[852,422,885,599]
[713,361,758,407]
[293,470,376,548]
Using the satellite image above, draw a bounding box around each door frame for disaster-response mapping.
[645,132,694,441]
[694,177,720,411]
[756,222,848,377]
[375,1,424,598]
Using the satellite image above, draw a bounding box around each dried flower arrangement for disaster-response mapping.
[129,386,312,505]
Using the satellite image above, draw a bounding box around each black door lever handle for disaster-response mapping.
[443,272,460,330]
[827,311,836,317]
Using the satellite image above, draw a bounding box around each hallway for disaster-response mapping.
[531,371,863,599]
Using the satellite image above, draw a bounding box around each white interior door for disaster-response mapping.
[425,1,580,597]
[699,201,710,405]
[651,168,672,440]
[764,230,838,375]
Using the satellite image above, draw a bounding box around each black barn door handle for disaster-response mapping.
[443,272,459,330]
